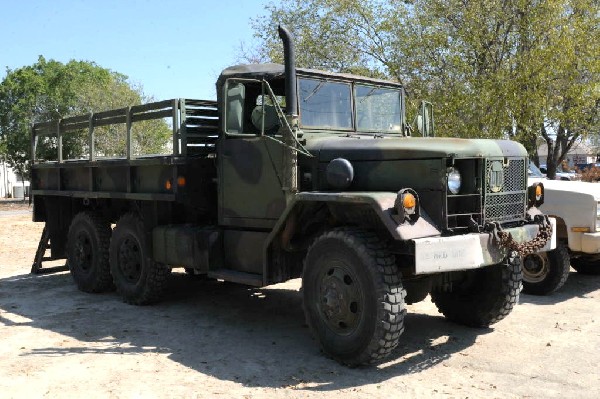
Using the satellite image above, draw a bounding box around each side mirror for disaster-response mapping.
[417,101,434,137]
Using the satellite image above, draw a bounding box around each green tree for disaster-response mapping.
[0,57,171,196]
[245,0,600,178]
[507,0,600,177]
[243,0,398,79]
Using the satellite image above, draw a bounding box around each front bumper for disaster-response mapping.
[413,218,557,274]
[580,232,600,254]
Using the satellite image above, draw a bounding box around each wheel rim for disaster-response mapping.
[523,253,549,283]
[316,260,364,335]
[117,235,142,284]
[73,231,93,273]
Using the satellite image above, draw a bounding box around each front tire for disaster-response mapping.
[66,211,113,293]
[302,228,406,366]
[430,252,522,327]
[110,213,170,305]
[522,243,570,295]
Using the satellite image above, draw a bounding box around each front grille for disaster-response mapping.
[484,192,527,221]
[484,158,526,223]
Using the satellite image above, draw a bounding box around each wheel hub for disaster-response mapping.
[318,265,363,334]
[523,253,549,283]
[322,279,347,318]
[74,232,92,272]
[118,237,142,283]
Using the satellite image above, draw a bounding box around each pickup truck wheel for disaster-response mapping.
[302,228,406,366]
[522,243,570,295]
[110,213,170,305]
[430,251,522,327]
[571,257,600,275]
[66,211,113,293]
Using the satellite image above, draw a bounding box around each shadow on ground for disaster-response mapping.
[519,270,600,305]
[3,267,574,391]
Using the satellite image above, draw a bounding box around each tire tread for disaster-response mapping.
[303,227,406,366]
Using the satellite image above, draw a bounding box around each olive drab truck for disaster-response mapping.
[30,26,556,366]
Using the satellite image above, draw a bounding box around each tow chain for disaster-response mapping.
[493,215,553,257]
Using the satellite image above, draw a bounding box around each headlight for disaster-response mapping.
[447,167,462,194]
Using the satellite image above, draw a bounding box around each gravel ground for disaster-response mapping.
[1,213,599,398]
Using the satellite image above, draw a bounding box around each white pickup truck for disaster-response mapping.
[525,163,600,295]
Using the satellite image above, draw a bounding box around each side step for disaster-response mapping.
[207,269,263,286]
[30,225,69,274]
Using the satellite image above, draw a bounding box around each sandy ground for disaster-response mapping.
[1,211,599,398]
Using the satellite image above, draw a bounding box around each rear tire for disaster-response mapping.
[522,243,570,295]
[571,257,600,275]
[66,211,113,293]
[302,228,406,366]
[430,252,522,327]
[110,213,170,305]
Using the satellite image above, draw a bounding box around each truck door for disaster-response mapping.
[218,79,287,230]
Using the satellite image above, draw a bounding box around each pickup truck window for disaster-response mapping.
[355,85,402,133]
[299,78,352,130]
[528,162,545,178]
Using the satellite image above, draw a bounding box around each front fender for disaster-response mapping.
[262,191,442,284]
[265,191,441,249]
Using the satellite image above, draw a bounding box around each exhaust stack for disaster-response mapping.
[278,25,299,201]
[278,25,298,117]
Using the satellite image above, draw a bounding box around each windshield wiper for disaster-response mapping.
[303,80,326,102]
[359,86,380,103]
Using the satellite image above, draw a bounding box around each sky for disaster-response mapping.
[0,0,271,101]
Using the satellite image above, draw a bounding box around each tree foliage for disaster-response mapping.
[0,57,171,180]
[244,0,600,178]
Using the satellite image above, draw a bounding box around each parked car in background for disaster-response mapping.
[525,162,600,295]
[575,162,600,171]
[539,163,579,181]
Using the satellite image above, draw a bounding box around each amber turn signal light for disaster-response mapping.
[402,193,416,209]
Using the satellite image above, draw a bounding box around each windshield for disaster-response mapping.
[299,78,352,129]
[298,77,403,132]
[355,85,402,132]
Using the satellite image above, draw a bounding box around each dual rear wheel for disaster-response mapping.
[67,211,168,305]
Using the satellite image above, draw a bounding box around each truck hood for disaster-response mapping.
[303,135,526,162]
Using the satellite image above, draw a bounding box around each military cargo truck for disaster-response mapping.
[30,27,555,366]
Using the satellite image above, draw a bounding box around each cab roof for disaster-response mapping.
[217,63,404,88]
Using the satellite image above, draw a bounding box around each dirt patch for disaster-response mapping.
[1,214,599,398]
[0,199,31,212]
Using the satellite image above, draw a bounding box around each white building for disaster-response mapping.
[537,141,598,168]
[0,161,29,198]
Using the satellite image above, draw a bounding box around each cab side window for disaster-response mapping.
[224,80,262,135]
[225,79,285,135]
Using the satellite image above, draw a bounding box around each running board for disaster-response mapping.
[207,269,263,286]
